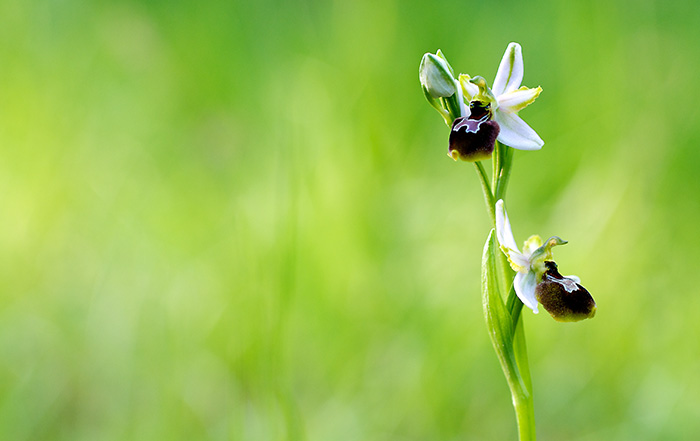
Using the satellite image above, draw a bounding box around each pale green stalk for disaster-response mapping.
[475,144,536,441]
[474,161,495,225]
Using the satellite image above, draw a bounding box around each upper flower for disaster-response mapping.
[495,200,596,321]
[460,43,544,151]
[419,43,544,155]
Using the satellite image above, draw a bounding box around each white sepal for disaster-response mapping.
[492,42,523,97]
[514,271,539,313]
[495,200,530,271]
[495,200,519,254]
[493,110,544,150]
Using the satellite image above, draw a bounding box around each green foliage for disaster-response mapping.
[1,0,700,440]
[482,230,534,440]
[482,231,517,379]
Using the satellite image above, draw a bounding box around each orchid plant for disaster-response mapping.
[419,43,596,440]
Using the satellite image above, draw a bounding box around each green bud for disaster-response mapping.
[535,261,596,322]
[435,49,455,76]
[420,52,457,98]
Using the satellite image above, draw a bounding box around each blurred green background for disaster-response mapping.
[1,0,700,439]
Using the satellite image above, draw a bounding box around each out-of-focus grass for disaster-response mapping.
[1,0,700,439]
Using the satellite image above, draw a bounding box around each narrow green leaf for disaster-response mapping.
[483,230,536,439]
[481,229,529,397]
[481,230,518,378]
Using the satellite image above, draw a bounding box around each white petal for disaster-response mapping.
[514,271,539,313]
[495,199,529,271]
[492,42,523,97]
[497,87,542,113]
[494,110,544,150]
[495,199,519,253]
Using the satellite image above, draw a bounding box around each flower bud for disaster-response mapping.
[448,102,499,162]
[535,261,596,322]
[420,52,457,98]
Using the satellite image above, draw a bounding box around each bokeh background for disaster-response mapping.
[1,0,700,439]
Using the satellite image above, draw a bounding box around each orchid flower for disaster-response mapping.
[495,200,596,321]
[460,43,544,151]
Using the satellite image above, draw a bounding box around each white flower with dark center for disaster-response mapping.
[495,199,569,313]
[460,42,544,150]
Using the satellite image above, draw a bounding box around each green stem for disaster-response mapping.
[500,353,535,441]
[495,143,514,201]
[494,143,516,296]
[492,141,501,191]
[475,148,536,440]
[506,285,523,333]
[494,312,535,441]
[494,146,537,440]
[503,286,536,441]
[442,94,461,121]
[474,161,496,225]
[513,314,534,394]
[513,390,536,441]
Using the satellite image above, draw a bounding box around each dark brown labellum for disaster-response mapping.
[535,261,596,322]
[448,116,499,162]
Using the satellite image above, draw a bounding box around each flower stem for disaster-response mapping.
[513,389,537,441]
[495,143,514,201]
[492,142,501,190]
[498,342,536,441]
[503,286,536,441]
[493,143,517,295]
[475,149,536,441]
[506,285,523,333]
[505,281,536,441]
[474,161,496,225]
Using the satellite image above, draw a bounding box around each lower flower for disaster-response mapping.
[495,199,596,322]
[535,261,597,322]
